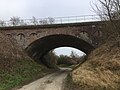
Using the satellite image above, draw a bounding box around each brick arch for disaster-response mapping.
[78,31,89,37]
[17,33,25,40]
[26,34,94,65]
[93,30,103,37]
[6,34,12,38]
[33,29,93,45]
[29,33,37,37]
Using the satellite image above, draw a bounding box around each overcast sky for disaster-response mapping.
[54,47,85,56]
[0,0,94,20]
[0,0,95,56]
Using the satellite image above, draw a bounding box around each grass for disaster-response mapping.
[65,41,120,90]
[0,58,52,90]
[72,66,120,90]
[0,33,54,90]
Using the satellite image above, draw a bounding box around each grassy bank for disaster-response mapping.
[0,58,52,90]
[0,33,53,90]
[63,73,81,90]
[64,41,120,90]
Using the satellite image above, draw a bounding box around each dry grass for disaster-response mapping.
[0,33,23,70]
[72,41,120,90]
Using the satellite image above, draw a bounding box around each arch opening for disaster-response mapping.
[54,47,86,57]
[26,34,94,67]
[51,47,86,69]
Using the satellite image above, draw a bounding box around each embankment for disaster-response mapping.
[0,33,53,90]
[64,41,120,90]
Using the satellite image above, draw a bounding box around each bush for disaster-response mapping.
[57,55,77,66]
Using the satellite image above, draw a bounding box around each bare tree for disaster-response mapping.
[92,0,120,21]
[0,20,6,27]
[39,17,55,25]
[48,17,55,24]
[19,19,27,26]
[39,19,48,25]
[31,16,38,25]
[10,16,21,26]
[92,0,120,45]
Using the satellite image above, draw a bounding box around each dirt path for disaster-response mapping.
[18,68,71,90]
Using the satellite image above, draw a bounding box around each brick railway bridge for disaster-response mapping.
[0,15,104,64]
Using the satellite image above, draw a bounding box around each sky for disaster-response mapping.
[54,47,85,56]
[0,0,94,56]
[0,0,94,20]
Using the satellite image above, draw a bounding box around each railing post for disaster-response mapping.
[61,18,62,24]
[76,16,77,23]
[84,16,86,21]
[68,17,69,23]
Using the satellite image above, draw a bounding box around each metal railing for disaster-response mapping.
[0,15,101,27]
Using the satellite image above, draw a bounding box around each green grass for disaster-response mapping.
[0,58,51,90]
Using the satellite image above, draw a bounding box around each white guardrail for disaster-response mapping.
[0,15,101,27]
